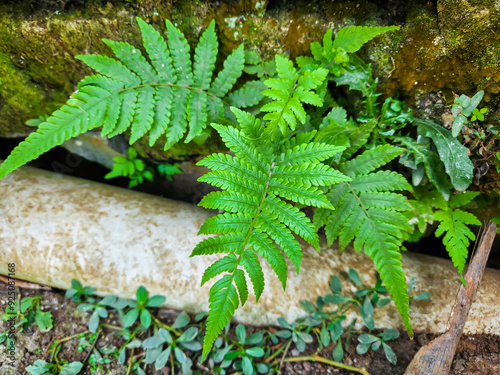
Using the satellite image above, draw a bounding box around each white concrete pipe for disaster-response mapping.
[0,164,499,335]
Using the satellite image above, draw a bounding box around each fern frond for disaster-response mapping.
[279,142,344,165]
[255,212,302,273]
[261,55,328,135]
[433,192,481,282]
[317,145,413,335]
[0,86,110,179]
[227,81,264,108]
[193,107,349,360]
[209,45,245,97]
[248,229,288,290]
[199,191,260,214]
[0,18,252,179]
[349,170,411,192]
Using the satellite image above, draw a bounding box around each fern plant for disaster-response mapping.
[192,54,353,359]
[0,18,260,180]
[434,192,481,284]
[407,187,481,284]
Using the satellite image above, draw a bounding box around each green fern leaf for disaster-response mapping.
[129,86,156,143]
[193,105,349,360]
[234,269,249,305]
[185,20,218,143]
[261,55,328,134]
[209,44,245,97]
[279,142,345,165]
[248,229,288,290]
[199,170,264,196]
[149,86,173,146]
[136,17,175,83]
[102,39,157,83]
[342,145,404,176]
[0,18,255,179]
[268,180,333,208]
[349,170,411,193]
[450,191,479,208]
[76,55,140,86]
[193,20,218,90]
[227,81,264,108]
[255,212,302,273]
[317,145,413,336]
[273,162,349,186]
[333,25,399,53]
[191,233,245,256]
[433,192,481,282]
[199,191,260,215]
[198,213,253,235]
[263,195,320,249]
[0,86,110,179]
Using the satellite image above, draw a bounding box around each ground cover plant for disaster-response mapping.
[1,272,429,374]
[0,17,482,363]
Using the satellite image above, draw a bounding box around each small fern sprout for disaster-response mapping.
[433,191,481,285]
[0,18,262,180]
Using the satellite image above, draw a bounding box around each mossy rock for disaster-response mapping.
[2,0,500,162]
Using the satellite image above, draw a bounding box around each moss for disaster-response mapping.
[4,0,500,162]
[0,51,58,135]
[376,1,500,102]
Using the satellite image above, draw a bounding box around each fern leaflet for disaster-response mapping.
[0,18,249,180]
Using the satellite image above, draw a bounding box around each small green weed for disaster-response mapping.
[105,147,182,188]
[26,359,83,375]
[451,90,485,136]
[4,274,428,374]
[105,148,154,188]
[0,295,54,343]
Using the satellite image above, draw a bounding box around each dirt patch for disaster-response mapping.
[1,285,499,375]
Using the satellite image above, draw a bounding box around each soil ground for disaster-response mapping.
[1,285,499,375]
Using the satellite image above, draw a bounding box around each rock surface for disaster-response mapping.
[2,1,500,156]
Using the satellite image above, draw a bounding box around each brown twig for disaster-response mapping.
[282,355,370,375]
[0,276,51,290]
[404,221,497,375]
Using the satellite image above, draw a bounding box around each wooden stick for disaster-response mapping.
[404,221,497,375]
[0,275,51,290]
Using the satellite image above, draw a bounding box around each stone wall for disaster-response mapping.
[2,0,500,158]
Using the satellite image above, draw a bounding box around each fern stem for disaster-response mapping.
[344,181,372,230]
[264,338,292,363]
[118,83,231,107]
[275,355,370,375]
[232,156,277,270]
